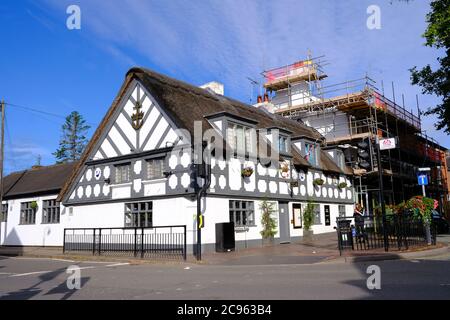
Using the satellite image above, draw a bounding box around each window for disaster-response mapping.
[278,136,288,153]
[147,158,165,180]
[42,199,60,224]
[313,204,321,225]
[339,205,346,217]
[227,122,252,154]
[293,203,302,228]
[20,202,37,225]
[305,143,317,166]
[229,200,255,227]
[125,202,153,227]
[115,163,131,184]
[1,203,7,222]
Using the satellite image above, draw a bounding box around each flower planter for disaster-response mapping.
[241,167,254,178]
[337,182,347,190]
[313,178,324,186]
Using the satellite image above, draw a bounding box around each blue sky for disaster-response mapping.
[0,0,448,174]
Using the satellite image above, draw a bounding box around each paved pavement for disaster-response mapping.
[3,232,447,266]
[1,253,450,299]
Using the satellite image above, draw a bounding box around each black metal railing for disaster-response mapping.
[63,225,187,260]
[336,215,436,255]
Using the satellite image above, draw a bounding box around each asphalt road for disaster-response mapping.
[1,252,450,300]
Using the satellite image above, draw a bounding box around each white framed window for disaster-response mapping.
[20,202,36,225]
[278,136,288,153]
[229,200,255,227]
[305,143,317,166]
[227,122,253,154]
[115,163,131,184]
[147,158,165,180]
[124,202,153,227]
[42,199,60,224]
[312,204,321,225]
[339,205,346,217]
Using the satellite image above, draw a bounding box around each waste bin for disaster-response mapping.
[215,222,235,252]
[336,219,353,251]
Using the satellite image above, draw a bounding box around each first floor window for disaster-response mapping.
[115,163,131,184]
[147,158,165,180]
[20,202,36,225]
[305,143,317,166]
[227,122,253,154]
[125,202,153,227]
[278,136,288,153]
[338,205,346,217]
[42,199,60,224]
[1,203,7,222]
[229,200,255,227]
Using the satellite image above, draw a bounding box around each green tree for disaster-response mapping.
[302,201,315,231]
[259,200,278,239]
[410,0,450,133]
[53,111,90,163]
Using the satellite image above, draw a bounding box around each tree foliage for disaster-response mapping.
[53,111,90,163]
[259,200,278,239]
[410,0,450,133]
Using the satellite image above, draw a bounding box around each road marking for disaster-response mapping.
[10,270,52,277]
[77,266,95,270]
[105,263,130,267]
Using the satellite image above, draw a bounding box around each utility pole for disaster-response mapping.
[376,136,389,252]
[0,100,5,226]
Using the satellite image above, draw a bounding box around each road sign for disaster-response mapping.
[418,174,428,186]
[379,138,397,150]
[418,167,431,172]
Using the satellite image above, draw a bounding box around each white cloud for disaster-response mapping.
[41,0,449,146]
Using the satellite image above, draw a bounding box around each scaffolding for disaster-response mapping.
[261,54,328,113]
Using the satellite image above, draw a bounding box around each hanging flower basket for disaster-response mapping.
[30,201,38,210]
[241,167,254,178]
[279,163,290,178]
[313,178,324,186]
[337,182,347,189]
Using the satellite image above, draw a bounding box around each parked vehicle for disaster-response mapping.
[432,210,450,234]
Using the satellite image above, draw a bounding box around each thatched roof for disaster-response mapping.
[58,67,349,201]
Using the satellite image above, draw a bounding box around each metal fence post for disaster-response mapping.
[134,228,137,257]
[98,229,102,256]
[141,227,144,258]
[92,228,96,256]
[63,228,66,254]
[183,225,187,261]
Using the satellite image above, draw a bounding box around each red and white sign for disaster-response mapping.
[379,138,396,150]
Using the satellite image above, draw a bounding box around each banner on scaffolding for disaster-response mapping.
[379,137,397,150]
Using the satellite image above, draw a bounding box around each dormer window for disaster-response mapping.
[227,122,252,154]
[305,143,317,166]
[278,135,289,153]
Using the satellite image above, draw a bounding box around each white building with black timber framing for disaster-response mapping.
[1,68,355,254]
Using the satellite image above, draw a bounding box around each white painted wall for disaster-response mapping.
[0,194,68,247]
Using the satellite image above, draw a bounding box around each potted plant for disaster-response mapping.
[302,201,315,242]
[337,182,347,189]
[260,200,277,246]
[313,178,324,186]
[241,166,254,178]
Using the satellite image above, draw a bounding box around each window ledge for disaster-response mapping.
[142,178,167,185]
[111,182,133,188]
